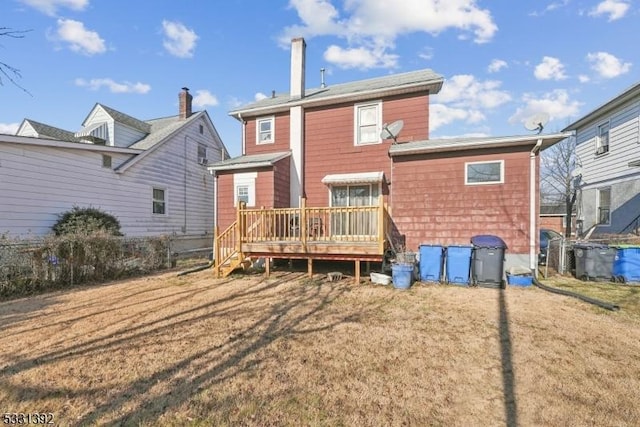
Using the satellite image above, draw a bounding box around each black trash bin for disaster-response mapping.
[471,235,508,289]
[573,243,616,281]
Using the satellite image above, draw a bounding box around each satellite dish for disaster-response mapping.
[524,112,550,134]
[380,120,404,143]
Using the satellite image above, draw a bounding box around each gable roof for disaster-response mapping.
[18,119,78,142]
[562,81,640,131]
[388,133,570,157]
[207,151,291,172]
[84,103,152,133]
[229,69,443,118]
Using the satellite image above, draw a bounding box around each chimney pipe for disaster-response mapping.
[179,87,193,120]
[290,37,306,100]
[320,68,326,88]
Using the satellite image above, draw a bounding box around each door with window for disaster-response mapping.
[330,184,379,237]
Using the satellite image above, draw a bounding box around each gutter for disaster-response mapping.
[530,138,543,272]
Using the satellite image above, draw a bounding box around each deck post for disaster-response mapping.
[237,201,245,254]
[265,257,270,277]
[214,225,220,277]
[308,258,313,278]
[300,197,307,247]
[378,197,385,254]
[355,260,360,284]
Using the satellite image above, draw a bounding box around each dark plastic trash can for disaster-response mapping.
[573,243,616,281]
[612,245,640,283]
[446,245,473,286]
[419,244,444,282]
[471,235,508,289]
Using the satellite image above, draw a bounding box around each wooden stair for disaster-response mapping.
[213,220,244,278]
[215,251,244,278]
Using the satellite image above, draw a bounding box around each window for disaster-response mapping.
[152,188,166,215]
[102,154,112,168]
[330,184,380,236]
[354,101,382,145]
[197,144,207,164]
[256,117,274,144]
[596,122,610,155]
[233,172,257,207]
[199,124,204,134]
[597,188,611,225]
[465,160,504,185]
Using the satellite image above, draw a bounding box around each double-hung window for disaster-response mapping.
[597,188,611,225]
[330,184,380,236]
[596,122,609,155]
[256,117,274,144]
[153,188,166,215]
[354,101,382,145]
[465,160,504,185]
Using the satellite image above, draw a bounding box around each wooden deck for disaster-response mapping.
[213,198,390,282]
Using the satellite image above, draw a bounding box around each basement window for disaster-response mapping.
[465,160,504,185]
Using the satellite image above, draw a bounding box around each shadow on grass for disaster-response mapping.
[0,271,384,426]
[499,288,518,427]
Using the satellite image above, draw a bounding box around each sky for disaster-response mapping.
[0,0,637,157]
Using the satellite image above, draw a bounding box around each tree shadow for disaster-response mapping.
[498,289,518,427]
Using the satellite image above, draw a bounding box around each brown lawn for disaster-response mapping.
[1,267,640,426]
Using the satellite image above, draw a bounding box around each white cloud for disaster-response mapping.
[255,92,268,101]
[54,19,106,55]
[587,51,631,78]
[534,56,567,81]
[162,20,198,58]
[0,122,20,135]
[509,89,582,126]
[282,0,497,69]
[487,59,507,73]
[430,104,484,132]
[435,74,511,109]
[578,74,590,83]
[20,0,88,16]
[588,0,630,21]
[192,90,218,108]
[529,0,570,17]
[418,47,434,61]
[75,78,151,94]
[323,44,398,69]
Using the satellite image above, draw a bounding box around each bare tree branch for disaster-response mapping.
[0,27,32,95]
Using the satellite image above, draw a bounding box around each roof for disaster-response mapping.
[20,119,78,142]
[388,133,570,157]
[90,104,152,133]
[229,69,443,118]
[0,133,142,154]
[562,81,640,131]
[128,113,199,150]
[207,151,291,172]
[540,203,576,215]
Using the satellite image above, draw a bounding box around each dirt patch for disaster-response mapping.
[1,269,639,426]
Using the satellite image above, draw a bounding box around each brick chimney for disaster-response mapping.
[290,38,306,100]
[179,87,192,120]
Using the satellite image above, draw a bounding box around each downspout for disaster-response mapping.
[530,138,543,273]
[183,135,188,234]
[239,113,246,156]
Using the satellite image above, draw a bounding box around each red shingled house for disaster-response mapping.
[208,38,568,280]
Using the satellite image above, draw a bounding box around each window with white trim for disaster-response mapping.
[233,172,257,207]
[597,187,611,225]
[595,122,610,155]
[152,188,166,215]
[256,117,274,144]
[354,101,382,145]
[465,160,504,185]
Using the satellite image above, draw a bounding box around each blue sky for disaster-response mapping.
[0,0,637,157]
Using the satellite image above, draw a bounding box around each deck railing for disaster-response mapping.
[236,197,387,252]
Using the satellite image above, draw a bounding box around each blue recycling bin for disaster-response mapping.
[612,245,640,283]
[446,245,473,285]
[419,244,444,282]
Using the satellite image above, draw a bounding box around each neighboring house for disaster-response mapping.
[563,82,640,235]
[0,88,229,238]
[208,38,567,277]
[539,203,576,236]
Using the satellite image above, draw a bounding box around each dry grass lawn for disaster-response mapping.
[1,266,640,426]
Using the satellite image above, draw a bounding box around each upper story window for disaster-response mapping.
[197,144,207,164]
[152,188,166,215]
[595,122,610,155]
[256,117,275,144]
[465,160,504,185]
[597,187,611,225]
[199,124,204,134]
[354,101,382,146]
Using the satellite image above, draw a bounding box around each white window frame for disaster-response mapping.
[328,183,380,207]
[595,121,610,155]
[465,160,505,185]
[197,144,207,164]
[256,116,275,145]
[152,187,167,215]
[354,101,382,146]
[597,187,611,225]
[233,172,257,207]
[236,185,249,205]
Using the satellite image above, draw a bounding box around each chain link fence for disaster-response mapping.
[0,234,212,299]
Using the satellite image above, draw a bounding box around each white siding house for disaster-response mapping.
[564,82,640,235]
[0,88,229,238]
